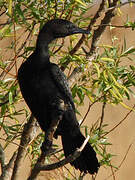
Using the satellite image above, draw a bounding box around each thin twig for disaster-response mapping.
[0,138,23,148]
[110,163,116,180]
[0,23,35,80]
[67,66,82,87]
[99,102,106,131]
[80,96,104,126]
[101,104,135,138]
[118,142,133,169]
[94,24,134,29]
[80,102,94,126]
[53,38,65,54]
[13,17,17,75]
[0,10,6,17]
[53,154,76,179]
[104,140,134,180]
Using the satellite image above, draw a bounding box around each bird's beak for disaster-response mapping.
[72,27,90,35]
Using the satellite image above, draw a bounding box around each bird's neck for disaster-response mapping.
[35,30,54,64]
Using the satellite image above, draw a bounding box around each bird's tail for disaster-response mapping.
[61,131,100,174]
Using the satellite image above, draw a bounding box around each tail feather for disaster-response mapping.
[61,131,100,174]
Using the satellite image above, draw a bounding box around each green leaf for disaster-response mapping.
[93,62,100,78]
[15,4,26,22]
[25,46,35,52]
[121,47,135,57]
[101,57,114,62]
[8,0,12,15]
[9,91,13,104]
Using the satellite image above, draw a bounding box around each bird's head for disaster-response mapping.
[41,19,89,39]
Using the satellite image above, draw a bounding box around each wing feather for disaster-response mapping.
[50,63,75,110]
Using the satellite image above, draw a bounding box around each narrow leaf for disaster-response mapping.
[101,57,114,62]
[8,0,12,15]
[93,63,100,78]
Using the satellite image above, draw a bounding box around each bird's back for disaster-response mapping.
[18,53,74,131]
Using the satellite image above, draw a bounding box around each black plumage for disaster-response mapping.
[18,19,100,174]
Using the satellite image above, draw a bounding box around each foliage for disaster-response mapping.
[0,0,135,179]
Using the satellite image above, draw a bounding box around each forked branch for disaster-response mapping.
[27,135,90,180]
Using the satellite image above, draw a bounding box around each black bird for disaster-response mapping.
[18,19,100,174]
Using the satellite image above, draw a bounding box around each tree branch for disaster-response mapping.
[11,115,37,180]
[27,135,90,180]
[27,99,65,180]
[88,0,119,56]
[67,0,119,90]
[0,144,5,177]
[40,135,90,170]
[0,151,17,180]
[61,0,106,71]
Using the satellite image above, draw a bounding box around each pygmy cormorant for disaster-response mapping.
[18,19,100,174]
